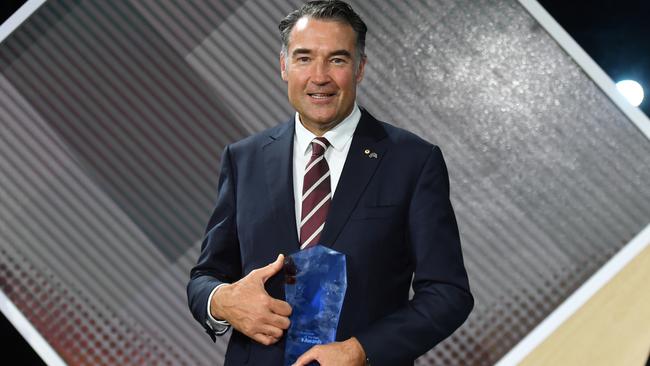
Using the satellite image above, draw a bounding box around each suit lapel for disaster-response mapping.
[320,110,388,247]
[262,121,300,252]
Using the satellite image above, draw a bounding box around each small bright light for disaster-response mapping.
[615,80,644,107]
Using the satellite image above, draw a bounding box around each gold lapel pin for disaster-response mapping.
[363,149,378,159]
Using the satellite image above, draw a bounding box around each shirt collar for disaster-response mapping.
[294,103,361,155]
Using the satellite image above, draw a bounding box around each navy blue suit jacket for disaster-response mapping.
[187,109,473,366]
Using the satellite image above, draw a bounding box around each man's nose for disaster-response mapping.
[310,62,331,85]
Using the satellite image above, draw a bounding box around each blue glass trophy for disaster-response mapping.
[283,245,347,366]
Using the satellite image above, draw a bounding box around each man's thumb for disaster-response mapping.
[257,254,285,282]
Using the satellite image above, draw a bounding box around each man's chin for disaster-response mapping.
[299,114,344,132]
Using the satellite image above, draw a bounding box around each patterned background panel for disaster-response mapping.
[1,1,649,365]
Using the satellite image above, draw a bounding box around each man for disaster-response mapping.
[187,1,473,365]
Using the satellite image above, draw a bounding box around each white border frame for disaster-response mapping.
[498,1,650,364]
[0,0,47,44]
[0,291,67,366]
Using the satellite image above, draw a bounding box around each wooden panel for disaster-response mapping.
[521,244,650,366]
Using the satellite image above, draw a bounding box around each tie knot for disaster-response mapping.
[311,137,330,156]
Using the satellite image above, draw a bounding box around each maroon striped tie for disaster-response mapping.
[300,137,331,249]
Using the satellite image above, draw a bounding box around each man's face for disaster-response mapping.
[280,17,366,135]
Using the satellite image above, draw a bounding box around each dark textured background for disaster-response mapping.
[2,1,650,365]
[538,0,650,116]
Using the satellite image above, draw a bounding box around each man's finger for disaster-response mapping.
[258,324,284,339]
[251,332,279,346]
[251,254,285,282]
[267,312,291,330]
[292,346,319,366]
[269,298,292,317]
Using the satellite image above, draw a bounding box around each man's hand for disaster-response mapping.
[292,337,366,366]
[211,254,292,345]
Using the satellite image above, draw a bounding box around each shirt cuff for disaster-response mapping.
[205,283,231,335]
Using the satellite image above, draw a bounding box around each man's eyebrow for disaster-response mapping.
[292,48,312,56]
[330,50,352,58]
[290,49,353,58]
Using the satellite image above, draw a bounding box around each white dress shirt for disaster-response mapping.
[292,104,360,237]
[206,104,361,333]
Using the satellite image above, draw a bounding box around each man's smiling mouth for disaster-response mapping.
[308,93,336,99]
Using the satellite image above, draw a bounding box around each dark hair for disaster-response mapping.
[279,0,367,60]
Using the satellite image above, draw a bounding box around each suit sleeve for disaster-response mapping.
[186,145,242,341]
[355,146,474,365]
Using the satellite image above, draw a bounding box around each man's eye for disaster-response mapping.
[331,58,346,64]
[297,57,310,63]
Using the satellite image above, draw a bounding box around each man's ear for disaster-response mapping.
[280,52,288,81]
[355,55,367,84]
